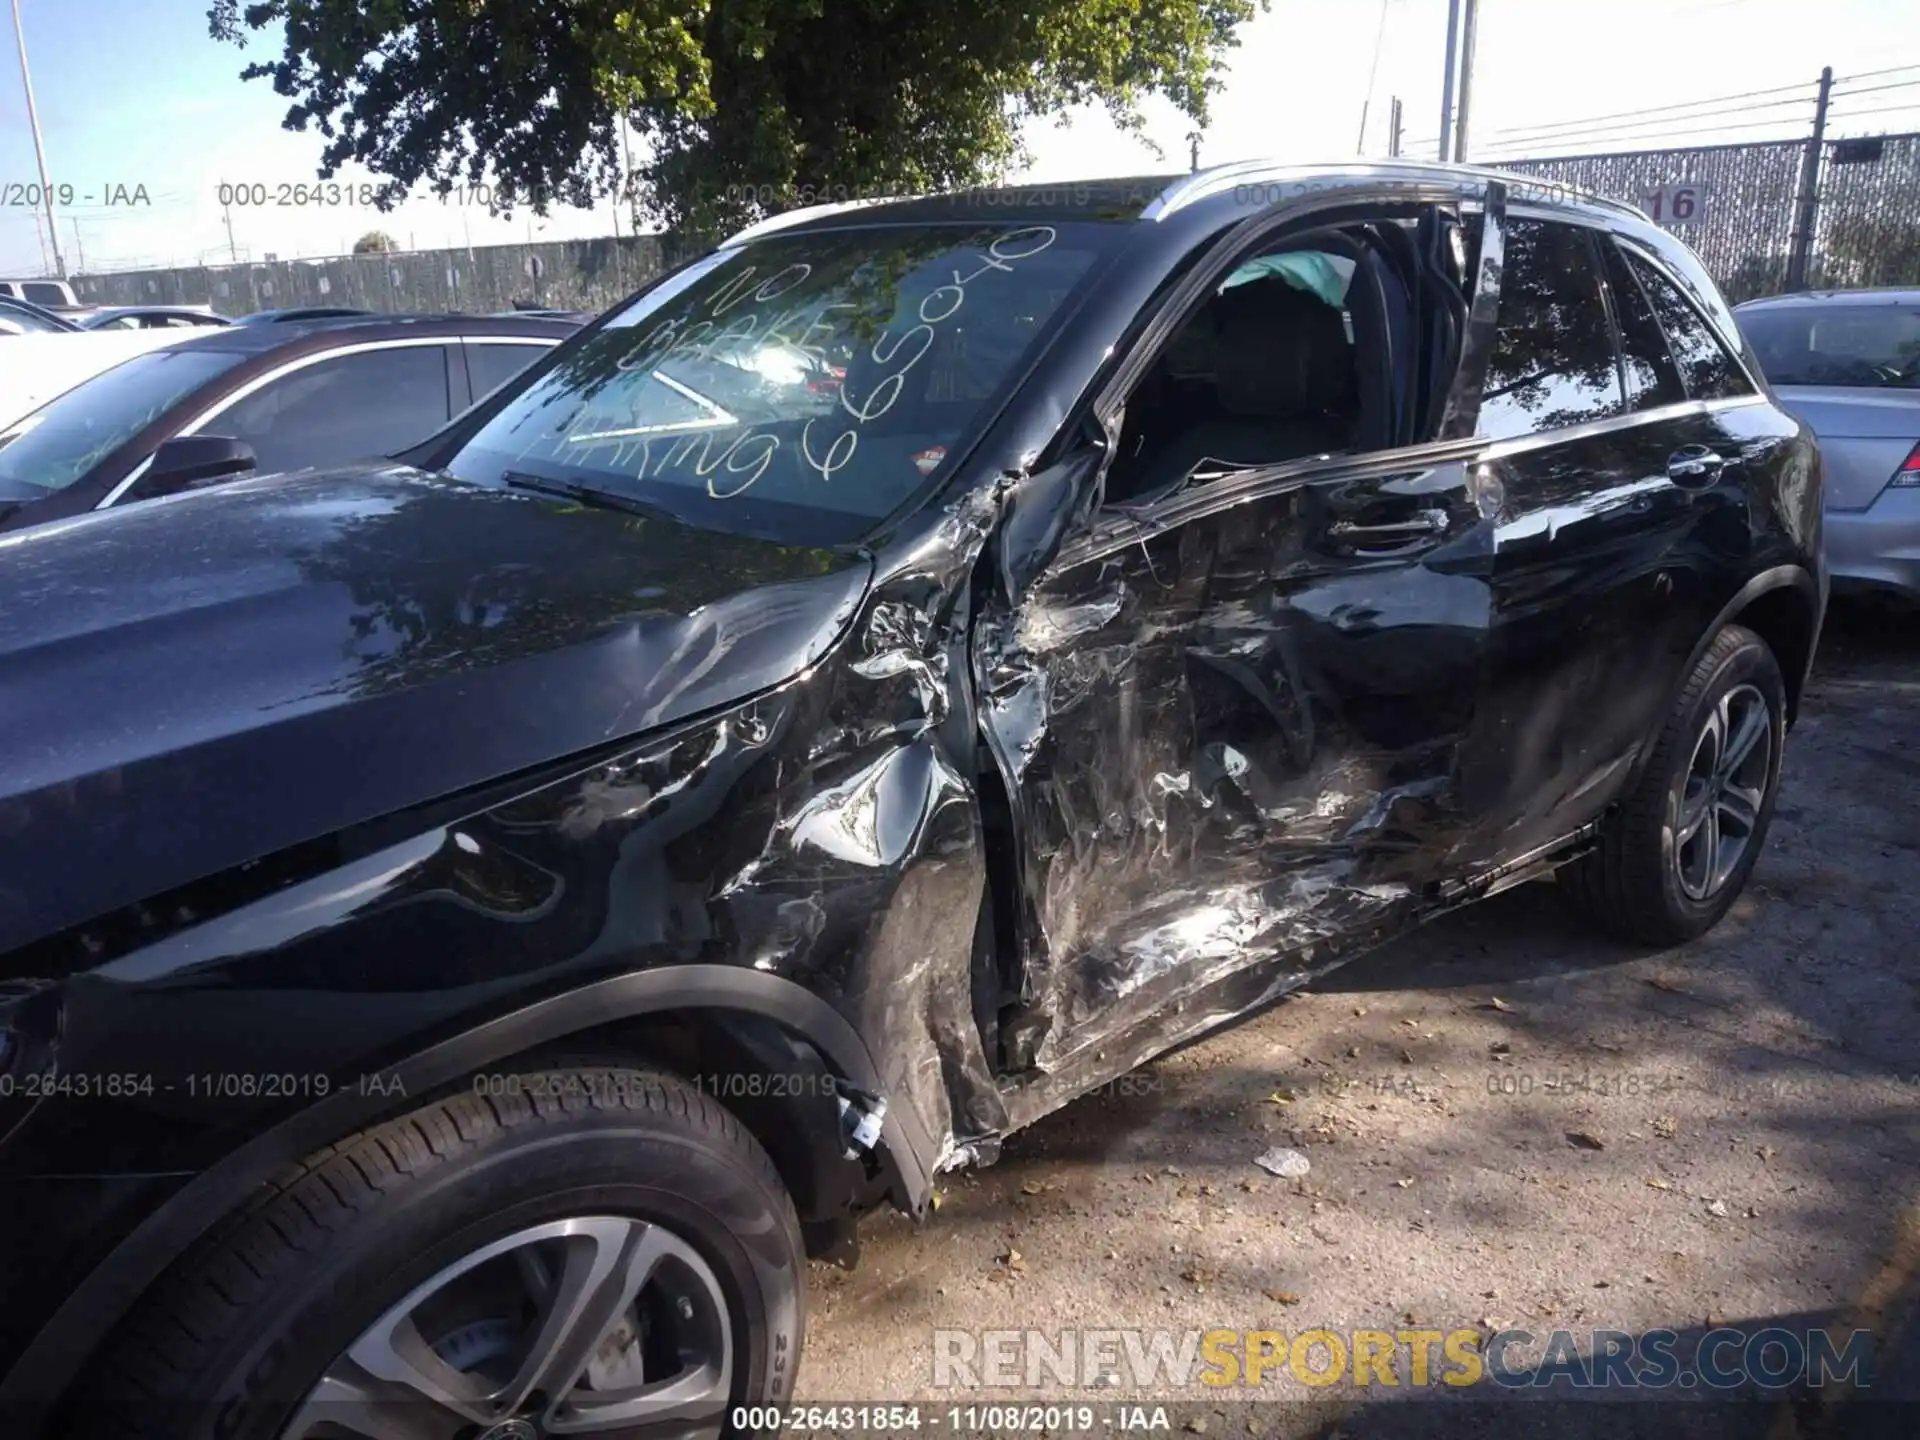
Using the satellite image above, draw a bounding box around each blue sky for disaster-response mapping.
[4,0,1918,277]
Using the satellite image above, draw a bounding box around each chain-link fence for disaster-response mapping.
[69,234,674,317]
[1505,131,1920,302]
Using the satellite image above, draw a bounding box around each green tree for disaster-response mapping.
[352,229,398,254]
[208,0,1263,236]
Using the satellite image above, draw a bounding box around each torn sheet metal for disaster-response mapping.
[974,454,1494,1122]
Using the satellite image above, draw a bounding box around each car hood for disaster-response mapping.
[0,464,872,952]
[1772,385,1920,437]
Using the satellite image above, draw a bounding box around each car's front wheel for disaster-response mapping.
[74,1067,804,1440]
[1561,623,1786,945]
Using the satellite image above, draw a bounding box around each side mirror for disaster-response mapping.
[141,435,257,499]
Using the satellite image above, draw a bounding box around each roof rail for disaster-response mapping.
[722,196,913,248]
[1141,158,1648,224]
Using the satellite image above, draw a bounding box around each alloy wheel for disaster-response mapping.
[1672,681,1773,903]
[282,1216,733,1440]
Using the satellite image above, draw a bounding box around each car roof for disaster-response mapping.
[1736,287,1920,310]
[721,160,1646,245]
[156,312,581,356]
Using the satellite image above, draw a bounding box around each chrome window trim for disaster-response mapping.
[1143,160,1645,224]
[1061,394,1767,568]
[1478,394,1767,461]
[94,336,455,510]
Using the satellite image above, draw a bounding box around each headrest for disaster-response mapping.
[1212,279,1356,418]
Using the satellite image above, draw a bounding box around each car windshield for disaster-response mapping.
[0,348,245,493]
[444,222,1117,546]
[1739,303,1920,389]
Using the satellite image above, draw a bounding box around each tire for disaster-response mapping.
[1560,623,1785,946]
[73,1067,804,1440]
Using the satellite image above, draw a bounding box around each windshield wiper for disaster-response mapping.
[501,470,686,525]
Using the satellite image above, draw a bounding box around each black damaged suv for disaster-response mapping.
[0,162,1823,1438]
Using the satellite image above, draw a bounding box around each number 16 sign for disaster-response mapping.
[1643,183,1706,225]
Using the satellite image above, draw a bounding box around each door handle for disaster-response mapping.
[1327,509,1452,543]
[1667,446,1726,488]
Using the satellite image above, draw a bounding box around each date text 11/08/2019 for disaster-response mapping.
[3,183,149,209]
[0,1071,407,1100]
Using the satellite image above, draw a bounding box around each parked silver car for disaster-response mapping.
[1737,288,1920,599]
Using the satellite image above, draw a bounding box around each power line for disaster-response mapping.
[1821,100,1920,123]
[1481,77,1817,142]
[1481,110,1825,160]
[1488,94,1818,150]
[1830,62,1920,82]
[1826,77,1920,101]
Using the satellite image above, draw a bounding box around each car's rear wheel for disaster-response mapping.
[1560,623,1785,945]
[72,1067,804,1440]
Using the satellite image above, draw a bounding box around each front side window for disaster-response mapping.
[21,282,68,308]
[446,223,1116,546]
[1101,231,1374,505]
[1738,304,1920,390]
[1478,219,1624,439]
[1623,250,1753,400]
[0,348,244,493]
[216,345,453,475]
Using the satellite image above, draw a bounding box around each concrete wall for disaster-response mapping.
[70,235,677,318]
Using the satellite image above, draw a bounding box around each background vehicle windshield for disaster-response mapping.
[1740,303,1920,388]
[0,349,243,493]
[446,222,1115,545]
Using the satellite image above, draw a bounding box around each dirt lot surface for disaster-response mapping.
[796,606,1920,1436]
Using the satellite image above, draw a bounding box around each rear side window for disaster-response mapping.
[466,342,551,402]
[1478,219,1623,439]
[216,345,453,475]
[21,282,68,307]
[1621,250,1753,401]
[1599,239,1686,411]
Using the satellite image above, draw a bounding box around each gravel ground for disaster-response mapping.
[794,604,1920,1437]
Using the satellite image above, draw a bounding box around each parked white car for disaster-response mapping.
[0,328,189,430]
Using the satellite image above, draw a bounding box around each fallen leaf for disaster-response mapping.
[1653,1115,1679,1139]
[1645,977,1687,994]
[1567,1131,1606,1151]
[1352,1006,1368,1017]
[1268,1090,1297,1105]
[1705,1199,1730,1218]
[1184,1420,1208,1435]
[930,1192,944,1211]
[1001,1248,1026,1269]
[1264,1289,1303,1305]
[1483,997,1516,1012]
[1647,1177,1673,1190]
[1021,1180,1045,1196]
[1400,1018,1420,1029]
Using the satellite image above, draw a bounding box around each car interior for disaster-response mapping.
[1101,215,1469,507]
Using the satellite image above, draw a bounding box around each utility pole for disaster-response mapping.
[1437,0,1462,162]
[1188,132,1202,172]
[222,201,239,263]
[1786,66,1833,291]
[1453,0,1481,162]
[1389,97,1405,158]
[10,0,65,277]
[68,216,84,273]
